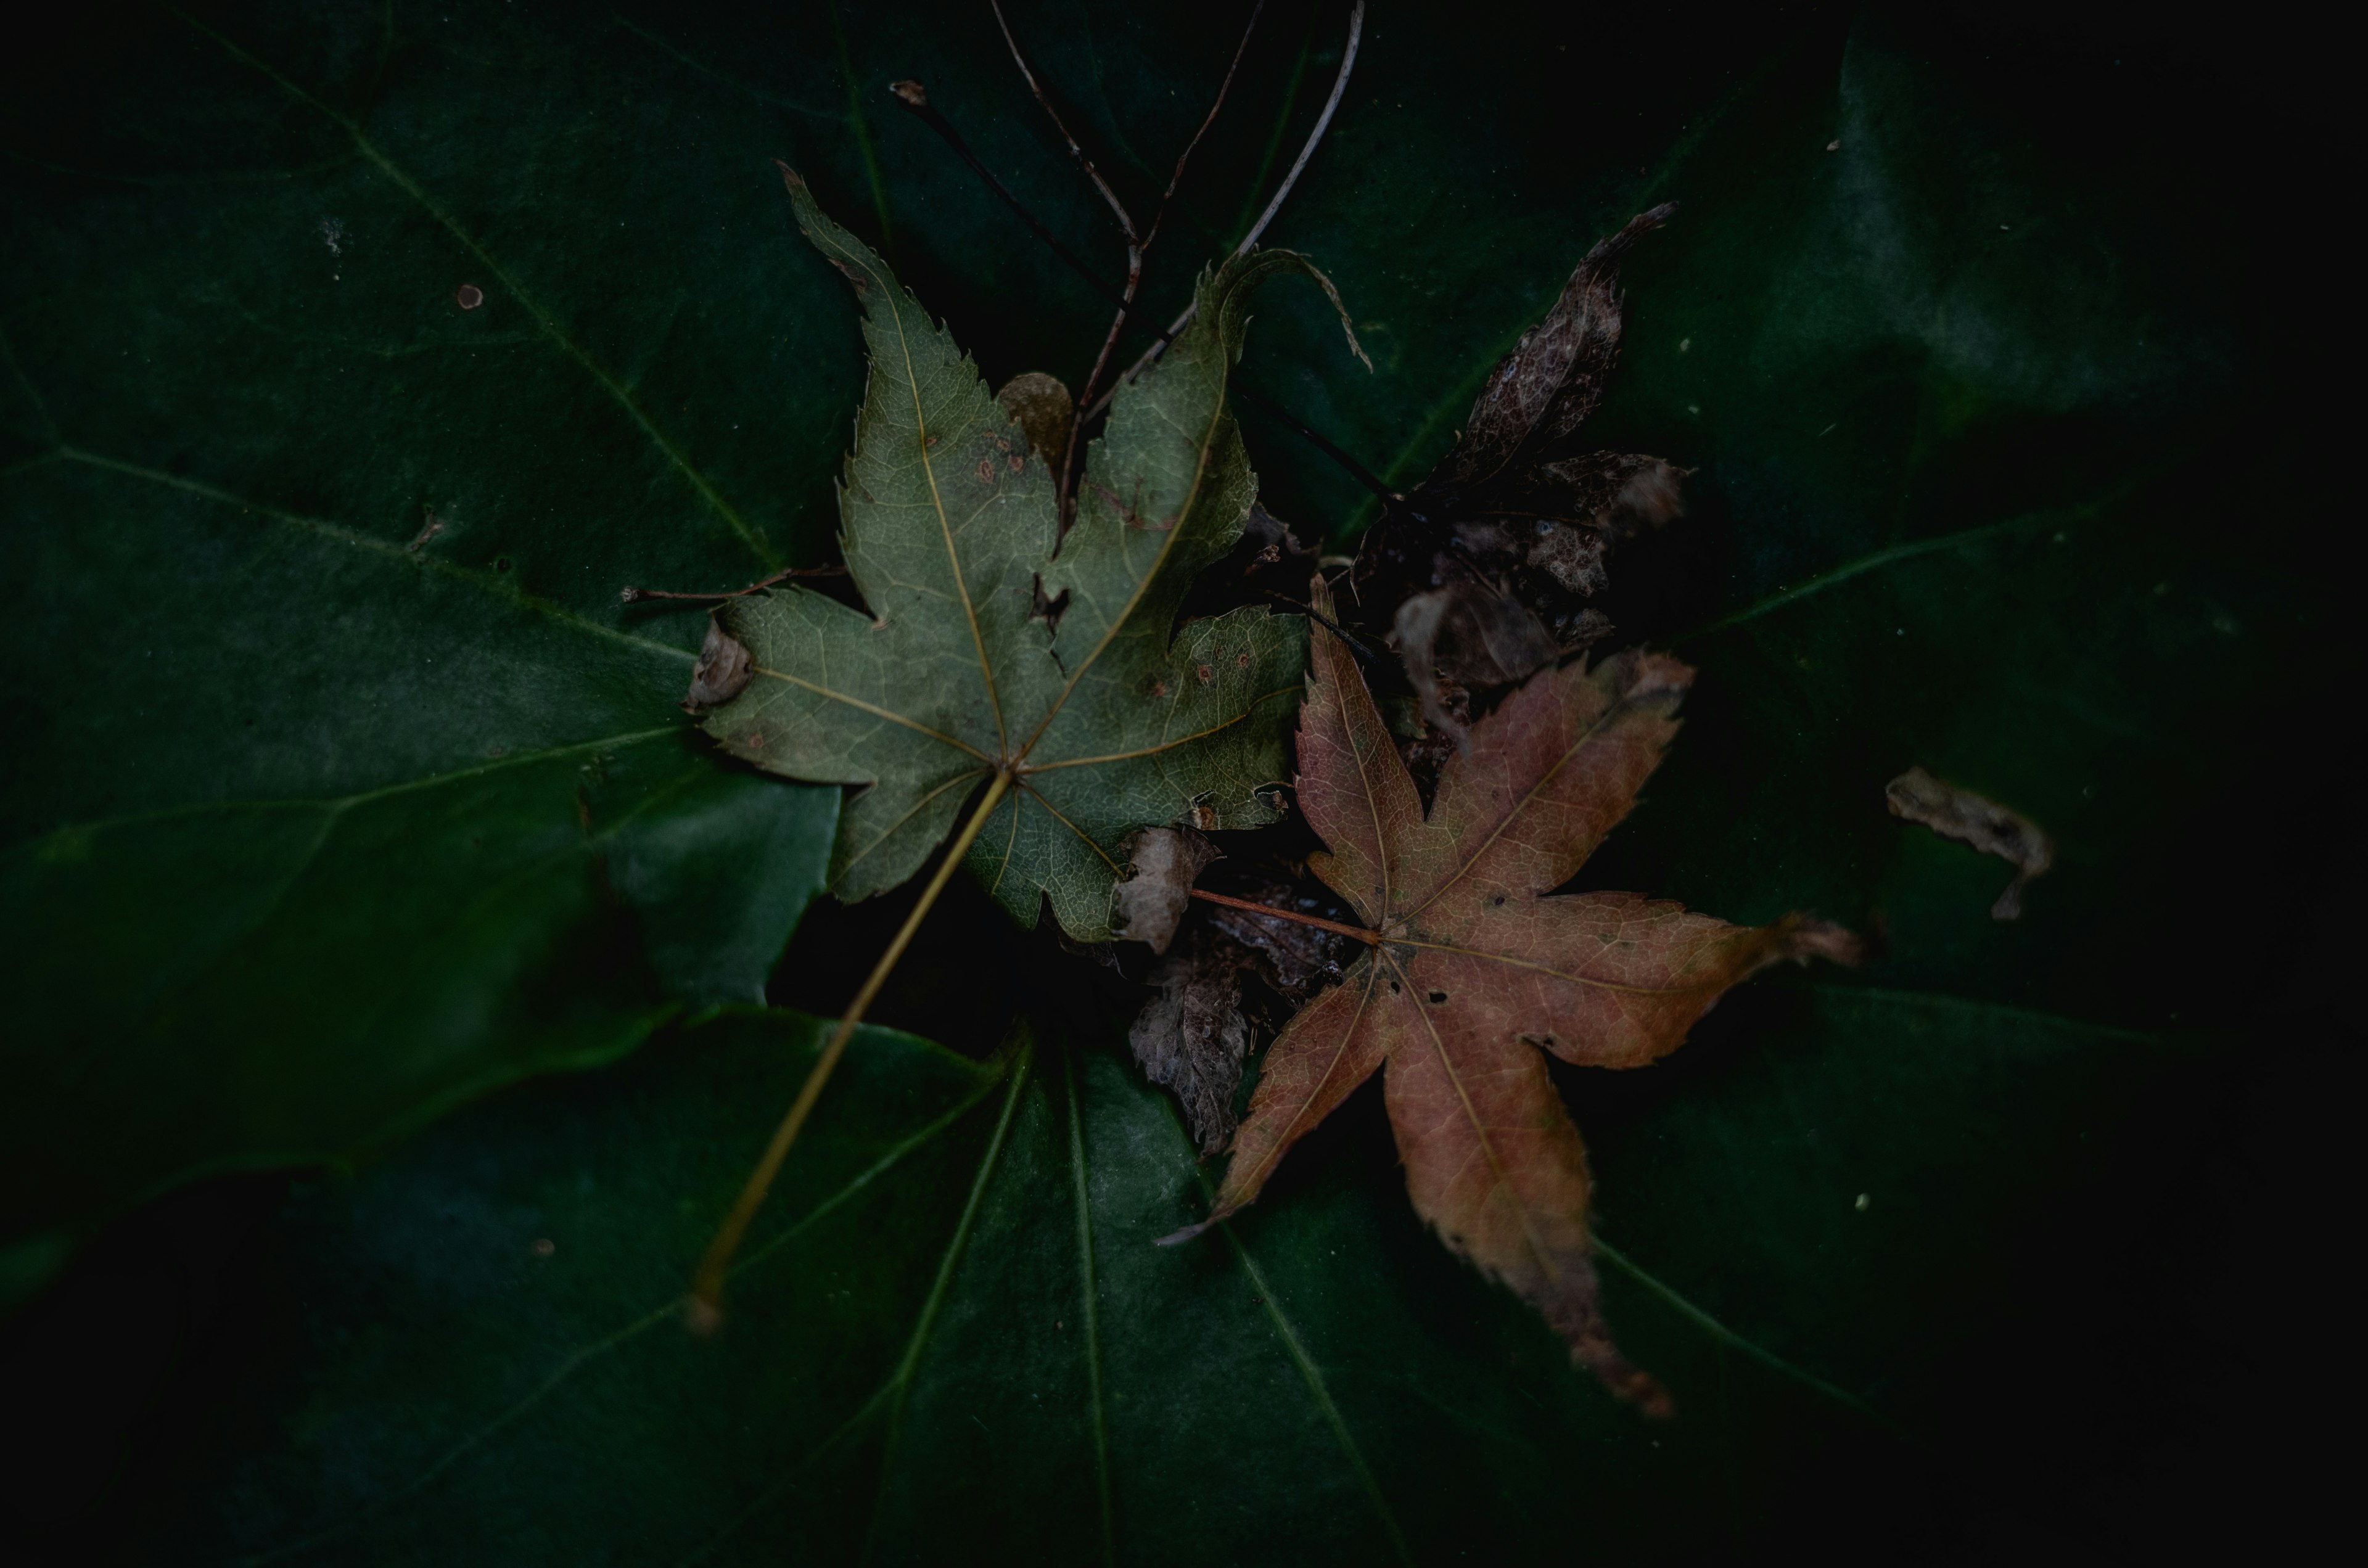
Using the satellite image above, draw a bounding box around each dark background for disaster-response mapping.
[3,1,2352,1561]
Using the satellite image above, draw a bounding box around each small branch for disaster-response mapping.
[990,0,1135,240]
[1190,885,1377,945]
[1101,0,1363,406]
[621,564,845,604]
[1140,1,1264,256]
[689,771,1014,1324]
[1259,589,1384,669]
[1232,382,1398,501]
[887,81,1117,310]
[895,30,1395,515]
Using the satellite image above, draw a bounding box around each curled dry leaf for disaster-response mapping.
[1168,581,1856,1414]
[1111,826,1223,954]
[1129,869,1358,1151]
[681,614,754,712]
[1131,925,1253,1155]
[1354,209,1687,714]
[1886,766,2055,919]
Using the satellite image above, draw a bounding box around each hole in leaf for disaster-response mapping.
[1426,990,1448,1005]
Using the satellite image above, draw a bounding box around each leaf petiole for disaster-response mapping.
[688,770,1016,1324]
[1188,885,1377,945]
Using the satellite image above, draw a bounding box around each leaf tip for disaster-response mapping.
[1154,1217,1217,1247]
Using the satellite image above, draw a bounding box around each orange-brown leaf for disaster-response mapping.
[1198,581,1854,1413]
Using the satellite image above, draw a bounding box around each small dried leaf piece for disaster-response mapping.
[1886,766,2055,919]
[1352,212,1685,724]
[1131,926,1253,1154]
[1435,204,1677,495]
[1112,826,1223,954]
[682,614,753,712]
[993,371,1074,477]
[1180,581,1856,1413]
[1391,570,1561,739]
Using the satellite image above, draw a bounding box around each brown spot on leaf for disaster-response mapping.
[994,371,1072,475]
[454,284,483,310]
[977,457,996,485]
[1196,663,1214,685]
[683,614,754,712]
[1886,766,2055,919]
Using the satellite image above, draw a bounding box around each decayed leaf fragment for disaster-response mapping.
[1112,826,1223,953]
[681,614,754,712]
[695,171,1360,938]
[1355,207,1687,709]
[1886,766,2054,919]
[1175,583,1856,1413]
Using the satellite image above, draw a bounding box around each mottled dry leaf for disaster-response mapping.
[1353,211,1687,711]
[1174,582,1855,1413]
[1112,826,1223,953]
[682,614,754,712]
[1130,925,1252,1154]
[1887,766,2055,919]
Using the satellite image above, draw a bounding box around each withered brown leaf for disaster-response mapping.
[682,614,754,712]
[1354,208,1687,712]
[1886,766,2054,919]
[1170,583,1856,1413]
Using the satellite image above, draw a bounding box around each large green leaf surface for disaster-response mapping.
[0,1,852,1267]
[2,1,2345,1560]
[96,1004,2205,1562]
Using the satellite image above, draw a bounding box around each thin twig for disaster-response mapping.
[620,564,845,604]
[989,0,1134,238]
[1140,1,1264,255]
[688,771,1014,1324]
[894,21,1392,513]
[887,81,1115,305]
[1232,381,1398,501]
[994,1,1262,526]
[1259,589,1384,668]
[1098,0,1363,412]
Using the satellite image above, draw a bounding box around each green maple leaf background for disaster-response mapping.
[0,1,2345,1561]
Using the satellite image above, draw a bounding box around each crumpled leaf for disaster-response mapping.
[1178,584,1856,1410]
[683,614,754,711]
[1111,825,1222,953]
[699,172,1359,938]
[1130,926,1252,1154]
[1354,209,1687,705]
[1887,766,2055,919]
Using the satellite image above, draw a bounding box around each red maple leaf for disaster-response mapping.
[1170,585,1856,1413]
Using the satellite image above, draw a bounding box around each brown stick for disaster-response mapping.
[620,564,845,604]
[1189,885,1377,945]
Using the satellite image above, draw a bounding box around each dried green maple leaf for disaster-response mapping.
[700,171,1358,937]
[1176,584,1856,1413]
